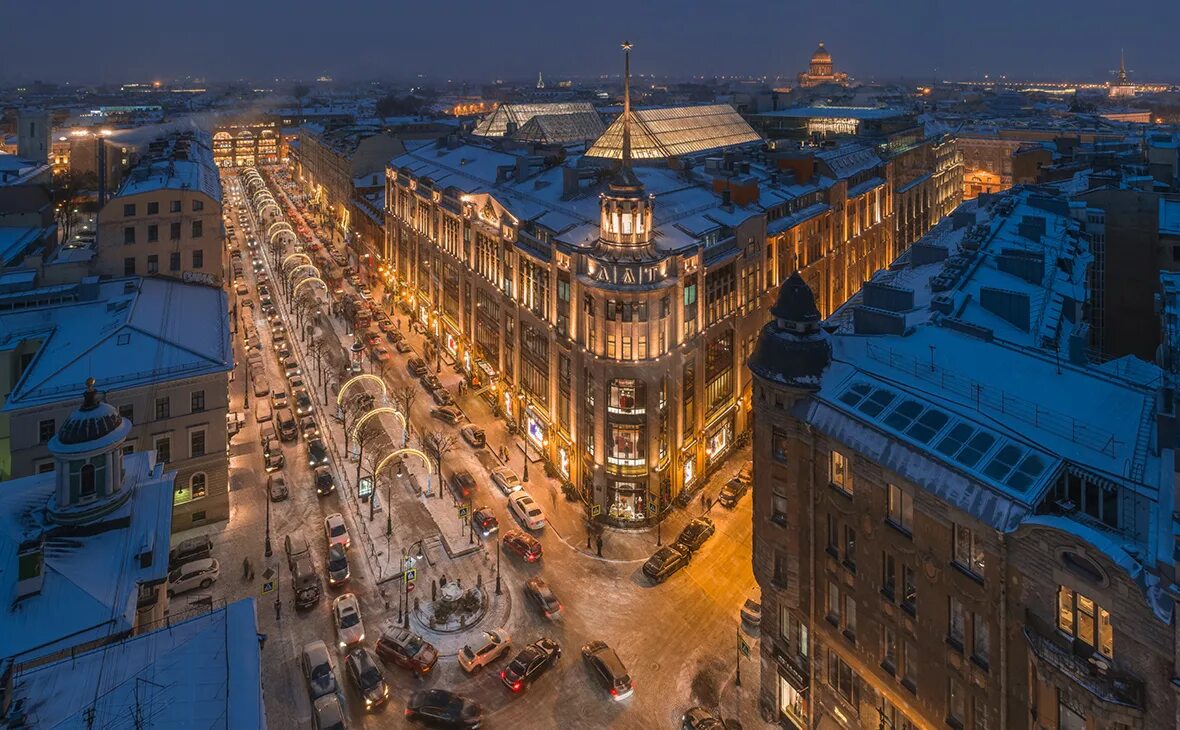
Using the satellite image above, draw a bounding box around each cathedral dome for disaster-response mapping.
[50,379,131,454]
[810,42,832,64]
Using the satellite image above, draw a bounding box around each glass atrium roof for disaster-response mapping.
[837,380,1054,495]
[472,103,599,138]
[585,105,762,161]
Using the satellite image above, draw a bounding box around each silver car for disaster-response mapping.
[167,558,219,597]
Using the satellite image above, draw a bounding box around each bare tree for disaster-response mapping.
[392,385,418,446]
[419,430,456,500]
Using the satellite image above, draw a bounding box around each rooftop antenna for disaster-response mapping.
[621,40,633,169]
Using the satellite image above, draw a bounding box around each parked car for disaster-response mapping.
[421,374,442,392]
[325,513,350,549]
[268,474,289,501]
[277,409,298,441]
[430,387,453,406]
[301,640,339,701]
[741,594,762,627]
[675,516,716,552]
[345,647,388,710]
[460,425,486,448]
[169,535,212,570]
[581,640,634,701]
[332,593,365,648]
[509,492,546,530]
[449,470,476,500]
[167,558,219,598]
[395,341,413,353]
[301,415,320,440]
[524,578,563,619]
[458,628,511,673]
[286,534,322,608]
[408,358,429,377]
[294,389,314,416]
[643,544,691,583]
[315,466,337,496]
[312,694,346,730]
[307,438,329,467]
[375,622,439,675]
[737,460,753,484]
[373,346,391,362]
[430,406,464,425]
[490,466,522,495]
[327,544,350,587]
[271,389,289,411]
[264,449,285,473]
[717,477,749,508]
[472,507,498,537]
[405,689,483,729]
[500,638,561,692]
[681,707,725,730]
[283,359,302,379]
[502,530,542,563]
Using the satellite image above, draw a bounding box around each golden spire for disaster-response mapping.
[621,40,633,169]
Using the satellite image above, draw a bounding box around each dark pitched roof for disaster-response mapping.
[770,272,821,323]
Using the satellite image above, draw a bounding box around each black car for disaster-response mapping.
[717,477,749,508]
[643,544,691,583]
[501,638,561,692]
[675,516,716,552]
[681,706,725,729]
[327,544,350,587]
[581,640,634,701]
[307,438,329,467]
[405,689,483,729]
[422,374,442,391]
[314,466,336,496]
[472,507,498,537]
[345,647,388,710]
[408,358,429,377]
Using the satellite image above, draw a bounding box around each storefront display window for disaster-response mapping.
[503,391,513,418]
[778,675,806,727]
[526,411,546,449]
[609,481,646,522]
[607,379,645,415]
[705,417,734,463]
[557,447,570,478]
[607,423,645,469]
[445,331,458,355]
[683,455,696,486]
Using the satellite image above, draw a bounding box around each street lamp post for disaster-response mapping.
[495,540,501,595]
[264,484,273,557]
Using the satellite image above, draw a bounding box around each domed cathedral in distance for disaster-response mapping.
[797,41,850,88]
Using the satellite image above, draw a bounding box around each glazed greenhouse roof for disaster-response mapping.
[472,102,599,138]
[585,104,761,161]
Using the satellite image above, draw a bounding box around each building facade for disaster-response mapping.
[797,43,850,88]
[94,132,224,286]
[212,121,280,168]
[749,188,1178,730]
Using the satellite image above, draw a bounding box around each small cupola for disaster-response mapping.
[46,379,133,524]
[598,40,654,248]
[748,273,831,391]
[770,272,822,335]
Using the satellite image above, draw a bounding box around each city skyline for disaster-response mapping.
[1,0,1177,85]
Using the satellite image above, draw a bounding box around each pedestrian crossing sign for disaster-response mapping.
[405,568,416,583]
[262,580,275,594]
[458,506,469,519]
[739,635,750,659]
[591,504,601,517]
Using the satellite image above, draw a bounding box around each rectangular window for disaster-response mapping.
[947,677,965,727]
[38,419,55,444]
[147,254,158,273]
[154,436,171,464]
[843,525,857,570]
[1057,586,1075,634]
[190,430,206,458]
[887,483,913,533]
[124,257,136,275]
[147,201,159,214]
[972,613,990,667]
[830,450,851,493]
[119,404,134,422]
[123,203,136,217]
[169,252,180,271]
[192,199,204,212]
[192,220,203,238]
[826,581,841,625]
[147,224,159,242]
[771,479,788,526]
[123,226,136,244]
[844,595,857,639]
[772,427,790,462]
[191,390,205,413]
[953,523,985,578]
[881,626,897,673]
[882,551,896,600]
[155,397,170,420]
[170,200,181,213]
[949,596,966,649]
[826,514,838,556]
[902,564,917,615]
[901,639,916,690]
[1077,593,1096,646]
[974,697,989,730]
[170,222,181,240]
[193,249,204,268]
[826,650,858,705]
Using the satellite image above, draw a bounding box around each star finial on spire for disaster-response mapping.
[621,40,633,52]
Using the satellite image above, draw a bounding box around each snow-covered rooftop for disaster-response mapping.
[115,133,220,203]
[1,277,233,410]
[7,598,264,728]
[0,450,173,662]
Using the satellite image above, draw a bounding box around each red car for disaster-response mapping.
[375,622,439,675]
[503,530,542,563]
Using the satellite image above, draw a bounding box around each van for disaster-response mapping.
[169,535,213,570]
[256,399,273,423]
[277,409,298,441]
[252,375,270,398]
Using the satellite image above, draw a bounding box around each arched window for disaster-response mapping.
[80,463,96,498]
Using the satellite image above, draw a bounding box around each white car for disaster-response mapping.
[458,628,512,673]
[332,593,365,649]
[325,513,350,549]
[491,466,522,495]
[167,558,219,598]
[509,492,546,530]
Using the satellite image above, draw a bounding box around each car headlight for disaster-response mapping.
[339,641,347,649]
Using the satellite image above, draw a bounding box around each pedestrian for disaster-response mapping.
[242,556,252,581]
[595,534,604,558]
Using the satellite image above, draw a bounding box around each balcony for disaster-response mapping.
[1024,611,1144,710]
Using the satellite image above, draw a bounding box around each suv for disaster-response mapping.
[285,534,322,608]
[717,477,749,509]
[501,638,561,692]
[168,535,212,570]
[675,516,716,552]
[375,622,439,675]
[581,640,633,701]
[167,558,219,597]
[502,530,542,563]
[643,544,691,583]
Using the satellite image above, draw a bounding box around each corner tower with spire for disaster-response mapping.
[598,41,654,248]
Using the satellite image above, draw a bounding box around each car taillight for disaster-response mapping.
[610,688,617,696]
[512,681,522,692]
